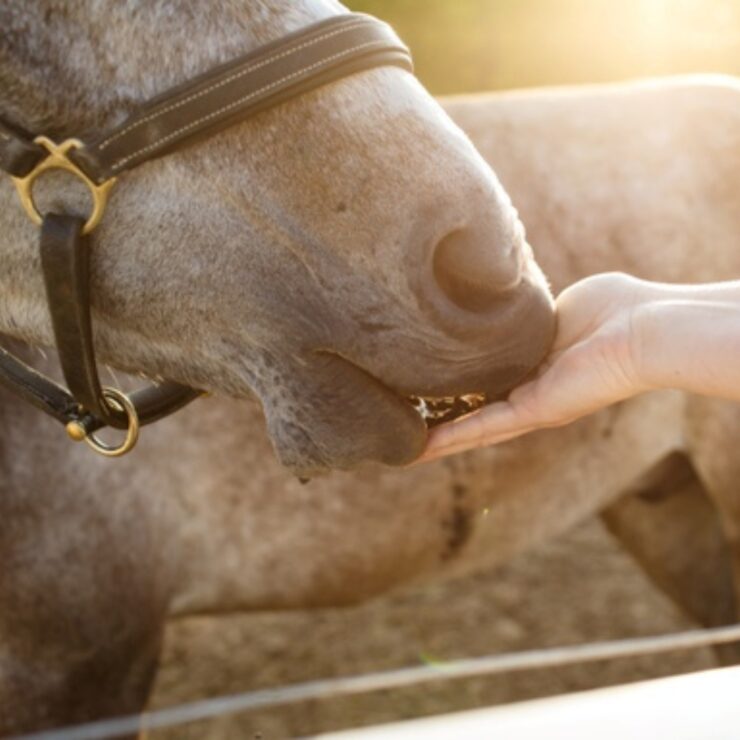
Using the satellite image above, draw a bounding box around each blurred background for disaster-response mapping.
[348,0,740,95]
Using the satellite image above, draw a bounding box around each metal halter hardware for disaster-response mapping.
[11,137,116,235]
[0,13,414,457]
[79,387,140,458]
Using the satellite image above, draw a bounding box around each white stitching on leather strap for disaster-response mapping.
[98,20,370,151]
[109,40,393,172]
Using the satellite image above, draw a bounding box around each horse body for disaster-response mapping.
[447,75,740,626]
[2,4,740,731]
[450,76,740,289]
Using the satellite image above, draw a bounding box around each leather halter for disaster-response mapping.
[0,13,413,457]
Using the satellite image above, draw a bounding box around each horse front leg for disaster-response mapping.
[601,451,740,664]
[0,488,170,737]
[679,397,740,663]
[0,606,165,737]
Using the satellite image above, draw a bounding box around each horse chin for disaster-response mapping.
[258,273,553,475]
[260,352,428,478]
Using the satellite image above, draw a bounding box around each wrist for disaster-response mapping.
[629,285,740,398]
[629,297,674,391]
[610,276,671,393]
[625,278,702,392]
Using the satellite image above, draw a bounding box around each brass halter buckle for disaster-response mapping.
[66,387,141,458]
[11,137,116,235]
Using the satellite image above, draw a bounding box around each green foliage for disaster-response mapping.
[347,0,740,94]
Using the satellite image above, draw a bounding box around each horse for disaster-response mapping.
[4,4,740,735]
[4,69,740,733]
[0,1,555,733]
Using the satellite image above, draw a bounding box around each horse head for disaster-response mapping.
[0,1,555,475]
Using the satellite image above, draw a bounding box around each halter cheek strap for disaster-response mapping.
[0,13,413,457]
[40,215,201,435]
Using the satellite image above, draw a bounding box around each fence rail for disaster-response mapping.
[15,622,740,740]
[323,664,740,739]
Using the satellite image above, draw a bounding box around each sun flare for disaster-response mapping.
[350,0,740,94]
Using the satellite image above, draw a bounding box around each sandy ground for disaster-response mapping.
[149,516,716,738]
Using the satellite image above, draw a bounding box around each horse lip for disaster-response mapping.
[320,351,487,427]
[318,349,408,403]
[296,350,426,471]
[318,271,555,432]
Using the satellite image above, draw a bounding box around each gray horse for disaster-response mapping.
[0,1,555,734]
[445,76,740,643]
[4,67,740,734]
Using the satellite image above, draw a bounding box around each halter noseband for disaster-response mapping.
[0,13,413,457]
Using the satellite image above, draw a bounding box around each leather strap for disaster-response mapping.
[40,214,125,426]
[0,119,45,178]
[0,15,411,184]
[0,344,79,424]
[0,335,199,434]
[71,14,413,183]
[37,213,200,433]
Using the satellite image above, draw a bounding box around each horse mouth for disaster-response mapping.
[265,347,531,476]
[408,393,488,428]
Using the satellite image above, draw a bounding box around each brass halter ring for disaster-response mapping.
[11,137,116,235]
[74,387,140,458]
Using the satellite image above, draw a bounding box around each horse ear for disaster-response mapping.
[259,353,427,477]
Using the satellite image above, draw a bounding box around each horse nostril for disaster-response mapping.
[432,227,522,314]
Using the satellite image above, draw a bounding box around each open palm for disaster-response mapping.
[420,273,652,461]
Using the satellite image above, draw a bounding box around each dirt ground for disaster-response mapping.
[149,516,716,738]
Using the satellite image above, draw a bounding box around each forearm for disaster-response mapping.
[633,281,740,401]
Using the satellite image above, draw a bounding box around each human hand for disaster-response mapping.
[419,272,655,462]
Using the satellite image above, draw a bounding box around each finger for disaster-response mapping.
[416,401,534,461]
[421,374,551,454]
[417,422,537,463]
